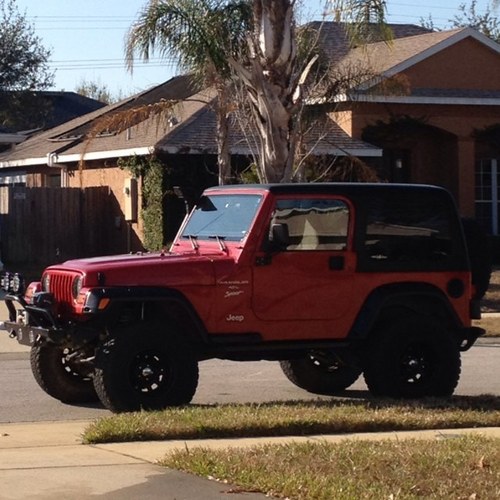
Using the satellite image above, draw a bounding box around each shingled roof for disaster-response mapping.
[2,22,498,170]
[0,74,210,167]
[156,105,380,157]
[307,21,433,65]
[336,27,500,99]
[0,90,106,133]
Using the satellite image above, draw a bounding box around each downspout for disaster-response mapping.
[46,136,83,187]
[46,152,69,187]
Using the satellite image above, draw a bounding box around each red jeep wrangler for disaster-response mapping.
[1,183,485,412]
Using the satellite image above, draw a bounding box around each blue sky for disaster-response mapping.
[14,0,497,98]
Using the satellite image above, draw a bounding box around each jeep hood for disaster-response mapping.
[46,250,229,287]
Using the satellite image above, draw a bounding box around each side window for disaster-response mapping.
[272,198,349,251]
[363,192,453,266]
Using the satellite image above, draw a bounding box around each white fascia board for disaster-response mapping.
[0,146,155,169]
[0,157,48,168]
[339,94,500,106]
[54,146,155,164]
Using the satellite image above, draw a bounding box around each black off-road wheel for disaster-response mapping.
[280,351,362,395]
[363,319,461,398]
[93,323,199,413]
[30,342,98,403]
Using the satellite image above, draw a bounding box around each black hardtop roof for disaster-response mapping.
[205,183,450,196]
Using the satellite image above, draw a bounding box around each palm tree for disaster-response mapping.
[230,0,388,183]
[126,0,388,185]
[126,0,252,184]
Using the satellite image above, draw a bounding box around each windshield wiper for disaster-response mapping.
[182,234,199,251]
[209,235,227,252]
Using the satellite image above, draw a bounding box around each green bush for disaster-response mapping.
[118,155,165,251]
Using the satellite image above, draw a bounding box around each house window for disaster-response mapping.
[46,173,62,188]
[475,159,500,235]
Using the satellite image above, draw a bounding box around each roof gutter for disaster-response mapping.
[0,146,155,169]
[159,145,382,157]
[335,94,500,106]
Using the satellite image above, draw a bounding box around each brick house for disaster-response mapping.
[0,23,499,256]
[325,25,500,234]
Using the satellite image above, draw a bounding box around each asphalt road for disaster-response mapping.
[0,342,499,423]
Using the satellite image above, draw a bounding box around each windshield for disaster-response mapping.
[180,194,262,242]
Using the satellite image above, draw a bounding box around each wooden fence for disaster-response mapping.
[0,186,121,270]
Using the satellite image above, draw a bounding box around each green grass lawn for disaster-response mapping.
[161,436,500,499]
[83,396,500,444]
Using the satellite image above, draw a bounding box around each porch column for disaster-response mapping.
[456,138,475,217]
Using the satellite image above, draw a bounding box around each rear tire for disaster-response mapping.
[280,351,361,395]
[30,342,98,403]
[363,319,461,398]
[93,323,199,413]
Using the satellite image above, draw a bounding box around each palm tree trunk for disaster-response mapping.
[231,0,298,183]
[216,87,232,185]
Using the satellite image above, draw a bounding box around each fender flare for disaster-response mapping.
[348,282,461,341]
[85,286,208,342]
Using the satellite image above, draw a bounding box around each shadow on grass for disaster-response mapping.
[73,393,500,412]
[186,393,500,412]
[83,393,500,444]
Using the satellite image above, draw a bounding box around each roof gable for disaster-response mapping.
[342,27,500,93]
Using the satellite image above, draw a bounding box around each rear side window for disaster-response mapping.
[360,190,461,270]
[272,198,349,251]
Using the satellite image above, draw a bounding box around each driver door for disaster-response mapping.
[252,196,355,322]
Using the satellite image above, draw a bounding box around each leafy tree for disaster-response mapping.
[0,0,54,129]
[0,0,53,91]
[75,79,119,104]
[421,0,499,41]
[126,0,252,184]
[451,0,499,41]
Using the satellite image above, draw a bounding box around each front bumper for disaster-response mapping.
[2,321,60,346]
[1,293,66,346]
[1,293,98,348]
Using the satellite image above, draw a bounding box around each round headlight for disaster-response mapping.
[42,274,50,292]
[72,276,84,299]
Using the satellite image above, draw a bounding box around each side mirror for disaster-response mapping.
[269,223,290,250]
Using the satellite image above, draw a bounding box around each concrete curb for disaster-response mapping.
[2,420,500,464]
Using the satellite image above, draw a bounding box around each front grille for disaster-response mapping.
[45,271,80,306]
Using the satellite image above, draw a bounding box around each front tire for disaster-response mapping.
[280,351,362,395]
[363,319,461,398]
[30,342,98,403]
[93,323,199,413]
